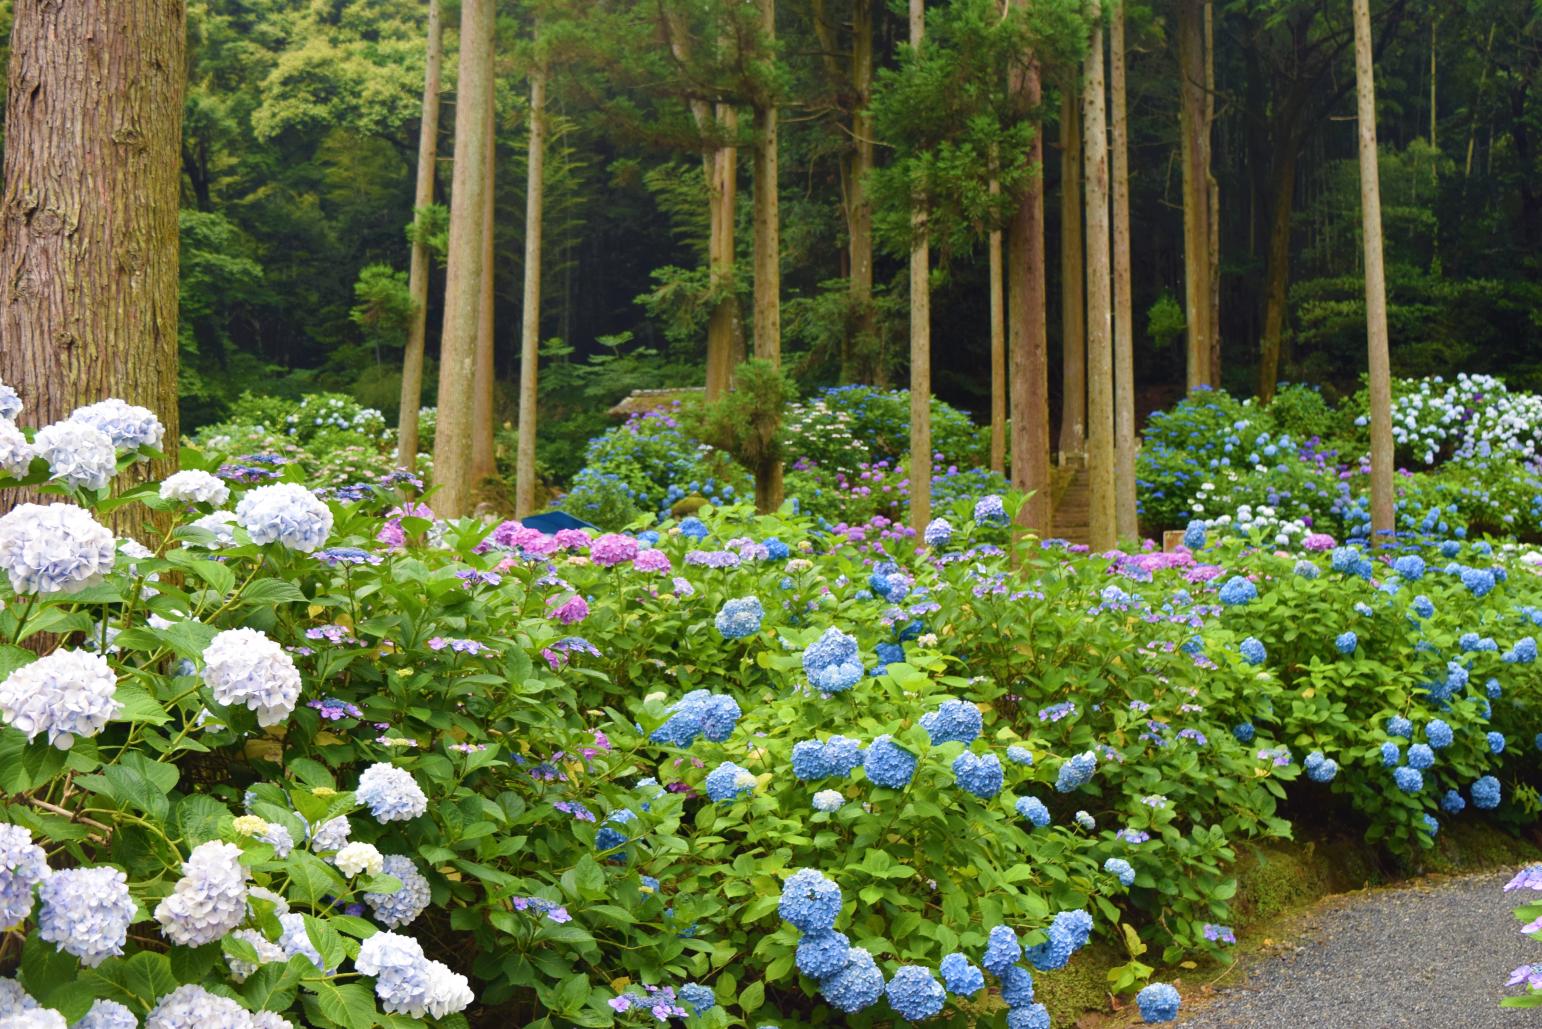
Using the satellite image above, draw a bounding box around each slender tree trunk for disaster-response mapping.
[704,106,740,401]
[1353,0,1394,539]
[1111,1,1138,540]
[1176,0,1213,391]
[1205,0,1220,388]
[431,0,494,518]
[1059,84,1086,460]
[1428,17,1436,148]
[470,85,497,489]
[1009,44,1051,537]
[989,173,1006,474]
[908,0,932,535]
[1084,20,1115,552]
[398,0,443,469]
[1256,149,1296,401]
[848,0,876,384]
[515,61,547,519]
[752,0,783,513]
[1465,24,1495,180]
[0,0,186,477]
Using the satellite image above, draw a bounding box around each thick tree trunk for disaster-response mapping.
[989,174,1006,475]
[1176,0,1212,391]
[847,0,876,384]
[431,0,494,518]
[752,0,783,513]
[1008,45,1051,537]
[1058,84,1085,460]
[515,63,547,519]
[1353,0,1394,539]
[1205,0,1220,387]
[0,0,186,472]
[703,105,740,401]
[1256,149,1296,401]
[1111,1,1138,540]
[1084,22,1116,552]
[908,0,932,536]
[470,86,497,489]
[397,0,443,469]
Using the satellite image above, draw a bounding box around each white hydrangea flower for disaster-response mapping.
[307,815,351,853]
[0,824,49,927]
[0,649,121,749]
[159,469,230,506]
[72,999,137,1029]
[68,398,164,452]
[356,763,428,823]
[36,866,135,966]
[154,840,249,947]
[0,977,38,1015]
[356,931,434,1016]
[246,884,289,917]
[144,984,255,1029]
[225,928,287,983]
[188,509,238,548]
[0,420,33,479]
[235,482,333,552]
[32,421,116,491]
[425,960,475,1018]
[0,503,115,595]
[365,854,432,928]
[2,1007,66,1028]
[201,627,302,727]
[249,1014,294,1029]
[334,841,384,878]
[0,379,21,420]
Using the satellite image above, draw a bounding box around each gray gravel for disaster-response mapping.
[1177,869,1538,1028]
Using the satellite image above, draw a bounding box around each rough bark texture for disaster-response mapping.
[1083,24,1116,552]
[751,0,783,513]
[1256,151,1296,401]
[470,84,497,488]
[0,0,187,471]
[1176,0,1213,391]
[1204,0,1221,387]
[989,174,1006,475]
[1058,84,1085,459]
[1008,43,1050,537]
[397,0,443,469]
[908,0,931,536]
[847,0,876,384]
[515,63,547,519]
[1354,0,1394,538]
[1111,1,1138,539]
[431,0,494,518]
[703,106,740,401]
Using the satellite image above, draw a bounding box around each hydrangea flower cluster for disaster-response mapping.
[1137,982,1182,1023]
[802,627,864,693]
[37,866,135,966]
[354,931,474,1018]
[159,469,231,505]
[155,841,249,946]
[356,763,428,822]
[650,689,741,746]
[920,698,982,744]
[235,482,334,552]
[792,735,864,780]
[364,854,432,928]
[952,751,1004,798]
[0,825,48,926]
[33,421,117,490]
[69,398,165,452]
[714,596,764,639]
[1055,751,1097,793]
[704,761,757,802]
[0,503,116,594]
[202,627,302,727]
[862,735,918,789]
[0,648,121,749]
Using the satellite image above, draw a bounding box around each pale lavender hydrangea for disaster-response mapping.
[235,482,334,552]
[0,380,20,420]
[201,627,302,727]
[159,469,230,506]
[357,762,428,822]
[33,421,116,490]
[365,854,432,928]
[154,841,249,946]
[0,419,33,478]
[355,931,472,1018]
[3,1007,65,1028]
[225,928,287,982]
[144,984,254,1029]
[37,866,134,966]
[74,999,137,1029]
[0,824,48,927]
[69,398,165,452]
[0,503,116,594]
[189,509,239,548]
[0,649,121,749]
[277,912,328,971]
[308,815,351,852]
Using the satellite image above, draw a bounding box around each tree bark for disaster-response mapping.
[1084,19,1115,552]
[1008,40,1051,537]
[1205,0,1220,387]
[470,81,497,489]
[0,0,187,473]
[397,0,443,470]
[847,0,876,385]
[515,61,547,519]
[752,0,783,513]
[908,0,931,536]
[1353,0,1394,539]
[431,0,494,518]
[703,104,740,401]
[1111,0,1138,540]
[1176,0,1212,391]
[989,173,1006,475]
[1058,83,1085,459]
[1256,149,1296,401]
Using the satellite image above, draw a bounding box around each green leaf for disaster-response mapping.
[240,578,308,606]
[285,851,348,907]
[175,794,230,846]
[76,752,178,821]
[313,981,380,1029]
[112,683,171,726]
[241,955,311,1011]
[169,942,220,984]
[83,952,180,1012]
[738,979,765,1012]
[303,914,347,971]
[165,547,238,595]
[0,731,68,792]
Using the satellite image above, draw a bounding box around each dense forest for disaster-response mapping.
[0,0,1517,439]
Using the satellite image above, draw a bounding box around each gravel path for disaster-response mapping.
[1177,869,1537,1028]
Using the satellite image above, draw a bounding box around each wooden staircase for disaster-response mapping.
[1049,456,1090,545]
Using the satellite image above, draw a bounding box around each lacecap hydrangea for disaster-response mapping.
[0,503,116,595]
[235,481,334,552]
[0,648,121,749]
[356,762,428,822]
[201,627,302,727]
[802,627,864,693]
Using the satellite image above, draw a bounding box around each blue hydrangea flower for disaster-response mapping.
[1471,775,1501,810]
[1411,595,1435,619]
[939,953,984,996]
[1461,567,1496,597]
[1535,732,1542,752]
[0,825,47,927]
[357,763,428,822]
[1182,520,1206,549]
[1424,720,1453,749]
[235,482,333,552]
[1075,810,1096,831]
[38,866,135,966]
[0,379,19,420]
[872,642,905,670]
[1016,796,1050,828]
[202,627,301,728]
[1006,745,1034,765]
[1007,1004,1052,1029]
[1422,813,1440,836]
[678,517,709,541]
[1393,766,1423,793]
[0,647,120,751]
[1293,560,1320,579]
[779,869,842,932]
[153,841,248,948]
[1406,743,1435,770]
[1137,982,1181,1023]
[1379,742,1400,767]
[924,518,954,548]
[1217,576,1257,606]
[679,982,716,1015]
[885,966,946,1020]
[803,628,864,694]
[819,947,884,1013]
[1304,751,1338,783]
[364,855,432,929]
[797,930,850,980]
[974,495,1008,526]
[34,421,116,490]
[999,964,1035,1006]
[704,761,756,803]
[1486,731,1506,754]
[1055,751,1096,793]
[764,538,790,559]
[1024,910,1093,971]
[812,788,846,814]
[651,690,741,746]
[1386,716,1413,738]
[715,597,764,640]
[76,999,137,1029]
[1335,631,1358,655]
[1486,678,1503,700]
[863,736,917,789]
[1440,789,1466,814]
[953,752,1004,798]
[1392,555,1425,581]
[982,925,1021,974]
[1505,637,1538,664]
[920,698,982,744]
[1104,858,1135,886]
[145,984,256,1028]
[1232,723,1255,744]
[1239,637,1266,666]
